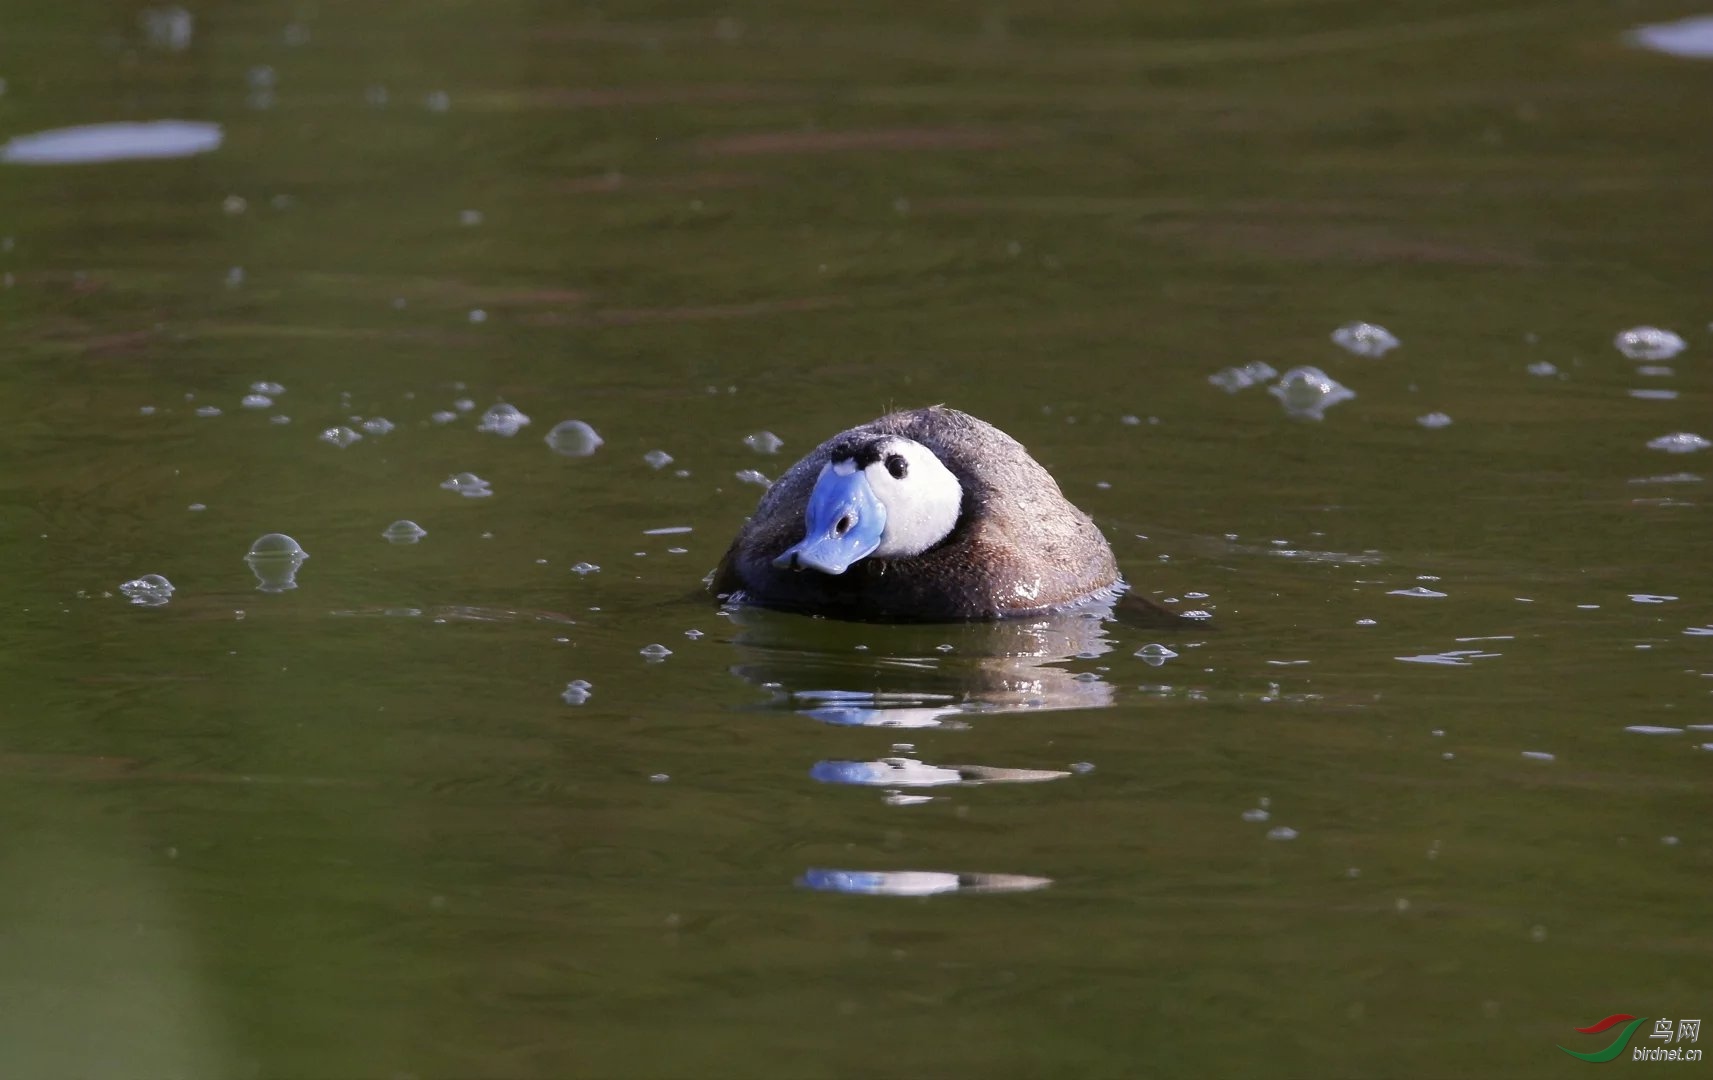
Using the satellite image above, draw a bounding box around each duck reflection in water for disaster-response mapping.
[724,598,1126,728]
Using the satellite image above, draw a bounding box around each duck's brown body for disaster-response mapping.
[711,407,1120,621]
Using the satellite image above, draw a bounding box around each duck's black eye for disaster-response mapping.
[885,453,908,480]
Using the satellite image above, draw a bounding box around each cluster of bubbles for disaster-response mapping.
[1205,321,1705,437]
[439,472,492,498]
[1615,326,1687,361]
[1267,366,1356,422]
[1204,320,1392,422]
[476,404,530,437]
[120,533,311,606]
[1330,321,1400,358]
[1648,432,1711,454]
[118,573,174,607]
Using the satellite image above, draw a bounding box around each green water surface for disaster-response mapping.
[2,1,1710,1076]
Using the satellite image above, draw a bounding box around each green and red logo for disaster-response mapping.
[1559,1015,1649,1062]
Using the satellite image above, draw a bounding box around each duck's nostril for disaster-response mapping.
[835,515,853,536]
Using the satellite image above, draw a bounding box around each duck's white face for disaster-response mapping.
[773,436,964,574]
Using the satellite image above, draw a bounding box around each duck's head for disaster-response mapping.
[772,434,963,575]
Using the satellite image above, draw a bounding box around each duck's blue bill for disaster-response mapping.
[773,464,887,575]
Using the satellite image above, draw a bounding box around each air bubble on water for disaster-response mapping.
[453,398,475,413]
[1631,388,1680,400]
[1331,321,1399,357]
[1069,761,1095,774]
[1661,835,1680,846]
[744,430,784,454]
[425,90,451,112]
[382,520,427,544]
[1647,432,1710,454]
[1120,415,1141,425]
[735,469,771,488]
[1356,617,1377,626]
[240,394,272,410]
[569,562,600,575]
[439,472,492,498]
[1629,594,1677,604]
[561,680,592,705]
[1417,412,1452,428]
[1526,360,1559,377]
[544,419,603,456]
[674,469,691,478]
[1387,586,1447,598]
[643,449,674,469]
[225,266,245,288]
[270,415,290,425]
[195,405,222,417]
[244,533,309,593]
[1241,808,1270,823]
[1521,750,1556,762]
[430,410,457,424]
[1614,326,1686,361]
[459,209,484,226]
[1207,361,1277,393]
[140,6,194,50]
[648,773,670,783]
[1134,643,1179,667]
[468,309,487,324]
[188,503,205,512]
[1624,725,1682,735]
[640,643,673,660]
[139,405,157,415]
[1266,826,1299,841]
[476,403,530,436]
[245,84,275,110]
[119,573,174,607]
[320,425,361,448]
[361,417,395,435]
[685,629,704,639]
[1636,364,1675,377]
[1269,366,1355,420]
